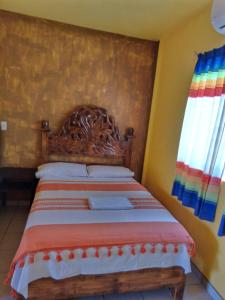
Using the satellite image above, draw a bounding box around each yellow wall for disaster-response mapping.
[0,0,210,40]
[142,4,225,298]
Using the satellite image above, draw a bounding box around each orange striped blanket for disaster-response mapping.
[7,177,195,287]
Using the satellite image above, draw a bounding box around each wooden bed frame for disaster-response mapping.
[17,105,186,300]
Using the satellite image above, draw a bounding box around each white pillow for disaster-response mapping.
[36,162,88,178]
[88,196,133,210]
[87,165,134,178]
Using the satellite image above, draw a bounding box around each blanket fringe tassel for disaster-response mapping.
[5,242,195,289]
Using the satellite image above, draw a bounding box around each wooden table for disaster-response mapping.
[0,167,38,206]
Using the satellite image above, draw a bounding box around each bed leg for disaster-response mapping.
[15,294,25,300]
[170,283,185,300]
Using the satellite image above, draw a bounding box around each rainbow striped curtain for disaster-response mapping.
[172,45,225,235]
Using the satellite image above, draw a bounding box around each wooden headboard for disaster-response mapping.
[41,105,134,168]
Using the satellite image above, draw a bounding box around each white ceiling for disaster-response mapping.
[0,0,212,40]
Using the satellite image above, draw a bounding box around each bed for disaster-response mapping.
[6,105,195,300]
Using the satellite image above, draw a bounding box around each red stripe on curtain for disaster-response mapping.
[176,162,221,186]
[189,86,224,98]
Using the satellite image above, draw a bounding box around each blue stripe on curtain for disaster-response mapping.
[172,181,217,221]
[195,45,225,74]
[218,214,225,236]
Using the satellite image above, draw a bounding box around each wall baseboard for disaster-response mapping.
[191,263,224,300]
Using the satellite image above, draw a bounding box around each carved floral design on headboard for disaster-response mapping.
[41,105,134,167]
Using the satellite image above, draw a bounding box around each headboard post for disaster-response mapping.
[123,127,134,168]
[41,120,50,162]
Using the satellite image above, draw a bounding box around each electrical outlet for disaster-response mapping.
[0,121,7,131]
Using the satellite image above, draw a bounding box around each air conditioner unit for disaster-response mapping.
[211,0,225,34]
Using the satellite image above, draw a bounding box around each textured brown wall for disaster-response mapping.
[0,10,158,181]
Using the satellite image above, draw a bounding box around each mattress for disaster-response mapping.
[7,177,195,298]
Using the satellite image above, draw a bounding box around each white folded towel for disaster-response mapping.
[88,196,133,210]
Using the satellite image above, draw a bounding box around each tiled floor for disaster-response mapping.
[0,206,213,300]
